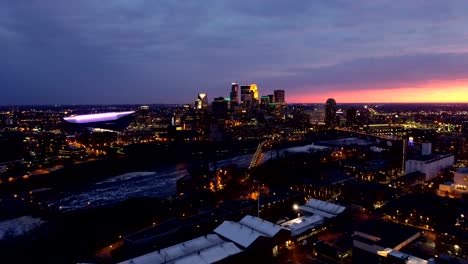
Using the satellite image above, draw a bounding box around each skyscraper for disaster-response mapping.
[268,94,275,103]
[195,93,209,109]
[260,96,270,106]
[240,85,253,107]
[345,107,357,127]
[274,90,285,104]
[230,83,239,105]
[212,97,228,119]
[249,84,259,100]
[324,98,337,128]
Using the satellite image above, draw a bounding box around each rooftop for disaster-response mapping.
[214,221,264,248]
[299,207,336,218]
[355,220,421,249]
[213,215,283,248]
[303,198,346,216]
[407,153,453,163]
[172,242,242,264]
[280,215,324,236]
[456,167,468,174]
[388,250,428,264]
[118,234,242,264]
[63,111,135,124]
[238,215,283,237]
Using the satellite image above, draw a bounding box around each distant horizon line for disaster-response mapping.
[2,101,468,107]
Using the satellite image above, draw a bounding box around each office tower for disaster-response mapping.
[268,94,275,103]
[345,107,357,127]
[240,85,253,106]
[195,93,209,109]
[212,97,229,119]
[230,83,239,105]
[224,97,231,110]
[249,84,259,100]
[324,98,337,128]
[260,96,270,106]
[274,90,285,103]
[358,107,370,126]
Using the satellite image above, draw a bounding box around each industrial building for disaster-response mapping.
[352,220,430,264]
[118,234,243,264]
[438,167,468,198]
[119,199,346,264]
[405,143,454,180]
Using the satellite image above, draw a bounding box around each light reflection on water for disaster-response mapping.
[53,145,308,211]
[54,153,257,210]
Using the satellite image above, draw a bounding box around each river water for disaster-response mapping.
[53,153,257,211]
[53,143,320,211]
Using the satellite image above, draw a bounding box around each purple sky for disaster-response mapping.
[2,0,468,104]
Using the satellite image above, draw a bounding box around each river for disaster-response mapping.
[52,153,257,211]
[52,143,321,211]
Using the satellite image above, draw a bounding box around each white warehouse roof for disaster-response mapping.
[214,215,284,248]
[303,198,346,216]
[118,234,242,264]
[299,206,336,218]
[281,215,324,237]
[174,242,242,264]
[238,215,283,237]
[214,221,265,248]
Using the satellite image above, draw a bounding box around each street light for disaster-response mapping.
[293,204,299,211]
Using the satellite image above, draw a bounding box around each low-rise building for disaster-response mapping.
[352,220,428,264]
[213,215,288,251]
[437,167,468,198]
[280,215,324,241]
[298,198,346,219]
[118,234,243,264]
[405,143,454,180]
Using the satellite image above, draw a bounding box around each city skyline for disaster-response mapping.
[3,1,468,104]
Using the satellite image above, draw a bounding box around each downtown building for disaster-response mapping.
[324,98,337,128]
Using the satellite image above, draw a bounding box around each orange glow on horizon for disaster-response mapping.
[288,80,468,103]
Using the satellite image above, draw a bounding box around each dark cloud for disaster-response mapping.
[1,0,468,104]
[263,53,468,92]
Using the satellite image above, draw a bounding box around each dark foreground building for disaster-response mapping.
[352,220,429,264]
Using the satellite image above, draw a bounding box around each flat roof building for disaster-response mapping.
[281,198,346,243]
[213,215,288,250]
[353,220,428,264]
[299,198,346,218]
[118,234,243,264]
[437,167,468,198]
[280,215,324,237]
[405,142,454,181]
